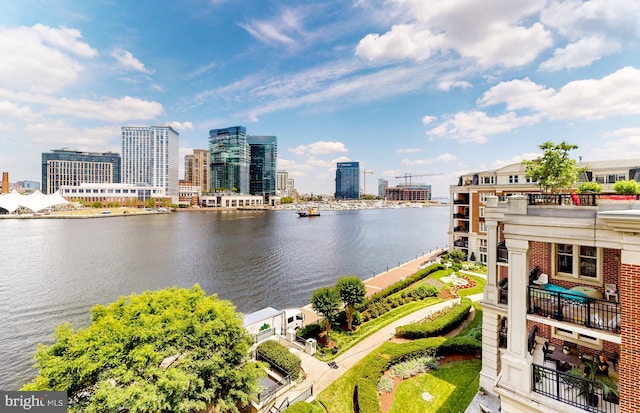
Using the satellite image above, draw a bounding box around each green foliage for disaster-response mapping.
[335,276,366,331]
[310,287,341,339]
[442,249,466,263]
[376,375,394,393]
[280,196,294,204]
[355,380,381,413]
[395,300,472,339]
[523,141,587,193]
[577,181,603,193]
[256,340,302,380]
[438,336,482,357]
[23,285,262,413]
[296,323,322,339]
[612,179,640,195]
[358,264,444,311]
[91,201,102,208]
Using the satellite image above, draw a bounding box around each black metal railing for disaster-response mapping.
[453,213,469,219]
[453,226,469,233]
[497,243,508,263]
[528,193,597,206]
[533,364,619,413]
[453,240,468,248]
[527,287,620,334]
[499,288,508,305]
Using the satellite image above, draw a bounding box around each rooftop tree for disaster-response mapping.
[335,276,366,331]
[23,285,262,413]
[523,141,587,193]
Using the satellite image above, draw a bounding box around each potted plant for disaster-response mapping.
[563,345,571,355]
[478,386,486,395]
[569,359,619,407]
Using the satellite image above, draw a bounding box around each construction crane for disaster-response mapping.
[362,170,374,196]
[395,172,440,186]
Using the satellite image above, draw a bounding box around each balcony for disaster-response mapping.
[497,243,508,263]
[453,239,468,249]
[527,286,620,334]
[453,225,469,233]
[527,193,597,206]
[453,213,469,219]
[532,364,619,413]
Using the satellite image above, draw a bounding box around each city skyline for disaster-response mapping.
[2,1,640,197]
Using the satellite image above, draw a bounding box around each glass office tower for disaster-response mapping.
[247,135,277,199]
[335,161,360,200]
[42,149,121,194]
[209,126,250,194]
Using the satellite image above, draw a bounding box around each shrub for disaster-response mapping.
[438,336,482,357]
[257,340,302,380]
[578,181,603,194]
[355,381,381,413]
[613,179,639,195]
[352,311,362,326]
[395,299,472,339]
[297,323,322,340]
[281,402,324,413]
[411,284,438,300]
[376,375,394,393]
[390,356,438,379]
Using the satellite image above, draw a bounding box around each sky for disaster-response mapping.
[1,1,640,198]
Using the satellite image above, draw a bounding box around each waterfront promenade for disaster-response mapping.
[299,248,447,325]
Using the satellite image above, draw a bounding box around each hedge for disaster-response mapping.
[395,299,472,339]
[256,340,302,380]
[357,263,445,311]
[281,401,324,413]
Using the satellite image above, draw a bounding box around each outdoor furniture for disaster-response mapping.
[542,342,556,367]
[533,273,549,285]
[605,283,619,301]
[550,346,582,369]
[570,285,603,300]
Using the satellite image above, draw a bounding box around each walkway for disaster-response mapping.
[299,248,446,325]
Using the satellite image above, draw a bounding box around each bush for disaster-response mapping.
[613,179,639,195]
[297,323,322,339]
[395,299,472,339]
[281,402,324,413]
[355,381,381,413]
[352,311,362,326]
[438,336,482,357]
[390,356,438,379]
[257,340,302,380]
[376,375,394,393]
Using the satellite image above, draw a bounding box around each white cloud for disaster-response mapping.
[491,152,541,168]
[421,115,436,125]
[0,25,96,93]
[397,148,422,153]
[47,96,163,122]
[437,80,472,91]
[401,152,457,166]
[355,0,551,68]
[168,121,193,130]
[0,101,37,121]
[288,141,348,156]
[112,49,155,74]
[480,66,640,120]
[539,36,620,72]
[427,110,540,143]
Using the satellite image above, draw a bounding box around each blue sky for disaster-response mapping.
[1,0,640,197]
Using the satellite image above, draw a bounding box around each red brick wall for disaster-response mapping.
[620,263,640,412]
[528,241,552,276]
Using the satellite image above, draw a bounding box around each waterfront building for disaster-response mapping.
[448,159,640,265]
[184,149,210,194]
[41,149,121,194]
[15,181,40,192]
[247,135,277,200]
[277,171,289,197]
[121,126,179,201]
[178,183,201,206]
[481,193,639,413]
[59,183,167,207]
[335,162,360,200]
[209,126,250,194]
[200,193,264,209]
[378,179,388,198]
[385,183,431,202]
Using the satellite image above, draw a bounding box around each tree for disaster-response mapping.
[335,276,366,331]
[23,285,262,413]
[523,141,587,193]
[310,287,341,339]
[577,181,603,193]
[612,179,639,195]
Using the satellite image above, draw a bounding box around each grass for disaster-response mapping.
[388,359,481,413]
[318,297,442,361]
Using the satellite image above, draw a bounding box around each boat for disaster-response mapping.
[297,207,320,217]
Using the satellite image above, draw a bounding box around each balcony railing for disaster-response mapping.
[453,240,468,248]
[453,226,469,233]
[527,286,620,334]
[453,213,469,219]
[532,364,619,413]
[528,193,597,206]
[497,243,508,263]
[453,198,469,205]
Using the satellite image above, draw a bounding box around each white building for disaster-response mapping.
[122,126,179,202]
[60,183,166,205]
[200,193,264,208]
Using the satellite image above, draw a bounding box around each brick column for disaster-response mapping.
[619,262,640,412]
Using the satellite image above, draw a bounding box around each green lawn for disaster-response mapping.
[388,359,481,413]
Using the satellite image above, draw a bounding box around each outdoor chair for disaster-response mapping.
[542,342,556,367]
[605,283,618,301]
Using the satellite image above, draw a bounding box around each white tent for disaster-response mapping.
[0,190,71,213]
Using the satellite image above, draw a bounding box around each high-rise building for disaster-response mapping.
[121,126,179,199]
[185,149,210,194]
[335,162,360,200]
[209,126,250,194]
[277,170,289,197]
[378,179,388,198]
[41,149,121,194]
[247,135,277,199]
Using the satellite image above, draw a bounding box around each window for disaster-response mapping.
[509,175,519,184]
[481,176,495,184]
[480,253,487,263]
[554,243,601,282]
[480,192,495,203]
[479,207,485,217]
[480,222,486,232]
[479,239,488,252]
